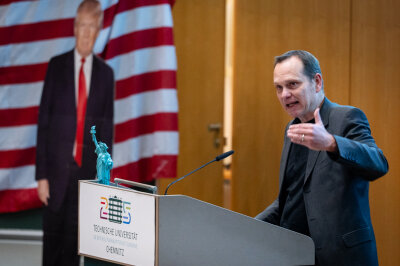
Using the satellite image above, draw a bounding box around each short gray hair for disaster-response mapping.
[274,50,322,84]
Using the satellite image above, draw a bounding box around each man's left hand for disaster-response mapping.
[287,108,338,152]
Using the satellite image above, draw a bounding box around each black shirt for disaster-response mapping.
[279,118,314,236]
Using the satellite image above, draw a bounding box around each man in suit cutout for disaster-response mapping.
[256,50,388,266]
[35,1,114,265]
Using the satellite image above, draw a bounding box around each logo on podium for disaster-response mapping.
[100,196,132,224]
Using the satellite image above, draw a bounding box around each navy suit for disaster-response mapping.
[256,98,388,266]
[35,49,114,265]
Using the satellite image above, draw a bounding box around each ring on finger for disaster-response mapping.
[301,134,305,142]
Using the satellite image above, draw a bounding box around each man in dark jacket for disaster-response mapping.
[256,50,388,266]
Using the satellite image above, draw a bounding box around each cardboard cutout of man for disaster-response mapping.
[35,1,114,265]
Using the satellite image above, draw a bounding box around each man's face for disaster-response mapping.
[74,11,100,58]
[273,56,321,122]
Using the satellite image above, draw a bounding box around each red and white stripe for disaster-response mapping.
[0,0,178,213]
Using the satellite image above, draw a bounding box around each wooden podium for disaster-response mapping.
[78,180,314,266]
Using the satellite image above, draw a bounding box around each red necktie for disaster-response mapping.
[74,57,87,167]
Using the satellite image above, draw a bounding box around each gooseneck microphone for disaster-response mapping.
[164,150,234,195]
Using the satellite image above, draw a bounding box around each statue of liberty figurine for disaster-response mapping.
[90,126,113,185]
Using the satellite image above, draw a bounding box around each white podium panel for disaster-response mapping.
[78,181,156,266]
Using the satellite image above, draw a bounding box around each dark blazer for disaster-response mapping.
[256,98,388,266]
[35,50,114,211]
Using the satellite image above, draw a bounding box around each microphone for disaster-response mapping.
[164,150,234,195]
[215,150,234,161]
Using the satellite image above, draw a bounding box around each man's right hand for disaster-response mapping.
[37,179,50,206]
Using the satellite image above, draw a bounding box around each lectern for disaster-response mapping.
[78,180,315,266]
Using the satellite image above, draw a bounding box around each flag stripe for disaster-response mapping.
[0,18,73,45]
[0,2,172,46]
[0,188,41,213]
[2,0,34,4]
[0,1,171,29]
[0,73,176,127]
[0,113,178,169]
[112,0,172,12]
[0,89,177,151]
[0,4,173,67]
[0,45,175,85]
[115,112,178,143]
[0,165,36,190]
[0,37,75,67]
[0,1,93,26]
[115,89,178,124]
[0,70,176,111]
[116,70,176,99]
[113,131,178,167]
[108,46,176,80]
[107,4,173,40]
[0,106,38,127]
[0,82,42,109]
[104,27,174,60]
[0,147,35,168]
[112,154,177,182]
[0,62,48,85]
[0,24,172,68]
[0,125,37,150]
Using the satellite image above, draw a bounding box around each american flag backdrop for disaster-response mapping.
[0,0,178,213]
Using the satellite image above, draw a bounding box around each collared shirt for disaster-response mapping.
[279,118,315,236]
[74,49,93,104]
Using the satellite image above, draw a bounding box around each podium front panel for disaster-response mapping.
[78,181,156,266]
[158,195,314,266]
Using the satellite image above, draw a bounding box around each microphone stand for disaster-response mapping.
[164,150,234,195]
[164,159,216,195]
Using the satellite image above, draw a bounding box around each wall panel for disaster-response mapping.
[157,0,226,206]
[351,0,400,264]
[231,0,351,216]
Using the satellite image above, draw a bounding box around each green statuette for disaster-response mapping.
[90,125,113,185]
